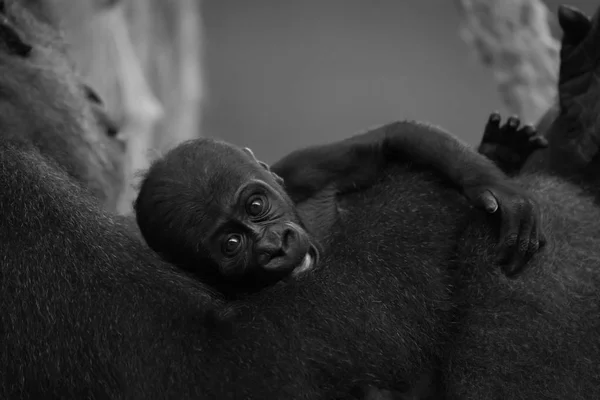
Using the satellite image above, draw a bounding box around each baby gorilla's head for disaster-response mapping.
[135,138,318,296]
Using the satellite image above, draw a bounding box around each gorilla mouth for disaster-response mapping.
[291,248,317,276]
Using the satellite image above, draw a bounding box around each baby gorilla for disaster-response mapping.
[135,140,316,297]
[136,121,544,298]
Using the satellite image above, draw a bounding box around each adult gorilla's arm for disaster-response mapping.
[271,121,543,274]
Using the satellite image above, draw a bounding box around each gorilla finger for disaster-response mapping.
[504,234,541,277]
[527,236,541,260]
[495,214,519,265]
[520,205,545,268]
[507,116,520,130]
[502,257,523,276]
[482,112,502,141]
[478,190,499,213]
[488,112,502,126]
[530,203,545,247]
[495,196,526,263]
[502,250,532,276]
[501,216,533,276]
[529,136,549,149]
[518,230,534,257]
[522,125,537,137]
[505,240,531,273]
[527,212,546,257]
[496,234,519,266]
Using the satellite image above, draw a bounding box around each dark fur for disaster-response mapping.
[480,6,597,182]
[444,171,600,399]
[272,120,544,275]
[134,139,316,297]
[523,6,600,185]
[135,118,542,293]
[2,1,600,399]
[134,119,541,297]
[0,3,454,397]
[423,12,600,386]
[478,113,547,176]
[519,4,600,232]
[6,133,600,399]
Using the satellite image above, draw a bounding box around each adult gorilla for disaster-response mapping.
[450,6,600,398]
[491,5,600,196]
[2,1,600,400]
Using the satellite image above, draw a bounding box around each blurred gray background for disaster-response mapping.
[202,0,594,162]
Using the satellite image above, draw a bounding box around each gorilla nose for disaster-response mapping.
[255,227,296,267]
[281,228,297,251]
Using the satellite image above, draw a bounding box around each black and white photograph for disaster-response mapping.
[0,0,598,398]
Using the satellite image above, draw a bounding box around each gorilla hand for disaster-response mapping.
[464,181,545,276]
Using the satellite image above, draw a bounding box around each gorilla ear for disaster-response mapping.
[242,147,263,167]
[558,5,591,47]
[242,147,257,160]
[243,147,273,172]
[0,18,32,57]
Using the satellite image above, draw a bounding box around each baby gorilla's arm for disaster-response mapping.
[271,120,545,276]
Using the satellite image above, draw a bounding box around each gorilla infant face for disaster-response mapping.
[135,139,318,295]
[203,173,316,284]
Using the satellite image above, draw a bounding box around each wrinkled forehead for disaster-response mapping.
[180,141,296,235]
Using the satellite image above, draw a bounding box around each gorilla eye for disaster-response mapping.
[222,234,243,255]
[246,195,268,217]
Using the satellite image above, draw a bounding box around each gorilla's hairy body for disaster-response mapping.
[2,1,600,399]
[3,137,600,399]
